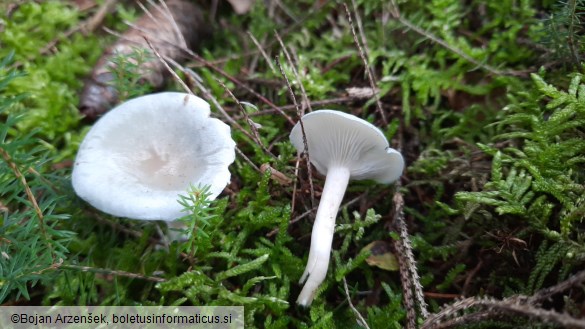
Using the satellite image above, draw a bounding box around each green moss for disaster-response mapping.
[1,0,584,327]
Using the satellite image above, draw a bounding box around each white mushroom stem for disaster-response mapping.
[297,165,350,306]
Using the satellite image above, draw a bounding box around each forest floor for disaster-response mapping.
[1,0,585,328]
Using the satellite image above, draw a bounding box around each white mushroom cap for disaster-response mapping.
[289,109,404,183]
[72,92,236,221]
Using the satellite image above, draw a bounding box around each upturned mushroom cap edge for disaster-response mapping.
[289,109,404,184]
[72,92,236,221]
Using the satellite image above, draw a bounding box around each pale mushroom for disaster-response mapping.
[72,92,235,221]
[289,110,404,306]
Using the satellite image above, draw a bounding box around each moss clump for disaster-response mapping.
[1,0,584,327]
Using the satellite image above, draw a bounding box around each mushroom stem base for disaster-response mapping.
[297,166,350,306]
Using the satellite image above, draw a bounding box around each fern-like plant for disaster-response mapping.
[0,52,74,303]
[539,0,585,69]
[457,72,585,292]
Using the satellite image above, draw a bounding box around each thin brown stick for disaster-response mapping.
[462,259,483,295]
[351,0,370,58]
[248,32,277,73]
[181,47,295,125]
[84,0,117,32]
[500,299,585,326]
[268,193,363,238]
[422,297,492,329]
[394,184,429,321]
[527,269,585,304]
[86,210,194,260]
[153,0,187,49]
[388,0,515,77]
[61,264,166,283]
[144,37,192,94]
[215,78,275,158]
[289,157,301,224]
[164,63,266,171]
[243,96,376,118]
[274,31,312,114]
[424,292,462,299]
[235,146,261,173]
[0,147,55,261]
[343,3,387,125]
[136,1,156,21]
[427,310,496,329]
[39,0,117,55]
[167,61,264,151]
[567,0,581,69]
[422,296,585,329]
[275,56,315,208]
[260,163,292,186]
[387,39,428,321]
[393,217,417,329]
[343,278,371,329]
[423,270,585,328]
[31,258,64,275]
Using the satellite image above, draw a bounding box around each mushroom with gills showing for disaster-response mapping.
[289,109,404,306]
[72,92,236,221]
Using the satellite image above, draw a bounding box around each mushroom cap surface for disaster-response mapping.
[72,92,235,221]
[289,110,404,183]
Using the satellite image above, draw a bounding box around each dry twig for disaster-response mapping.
[215,78,274,157]
[383,15,429,317]
[387,0,515,77]
[248,32,277,73]
[144,37,192,94]
[79,0,206,118]
[181,70,262,173]
[183,47,295,125]
[290,157,302,223]
[275,56,316,208]
[393,190,428,328]
[0,147,55,262]
[62,264,166,283]
[274,31,312,115]
[343,3,387,125]
[268,193,363,238]
[173,63,265,158]
[343,277,371,329]
[423,270,585,328]
[39,0,117,56]
[242,95,378,118]
[423,296,585,329]
[159,59,265,172]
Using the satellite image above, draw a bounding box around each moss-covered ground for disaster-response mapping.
[1,0,585,328]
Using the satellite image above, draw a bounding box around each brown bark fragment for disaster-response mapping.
[79,0,209,119]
